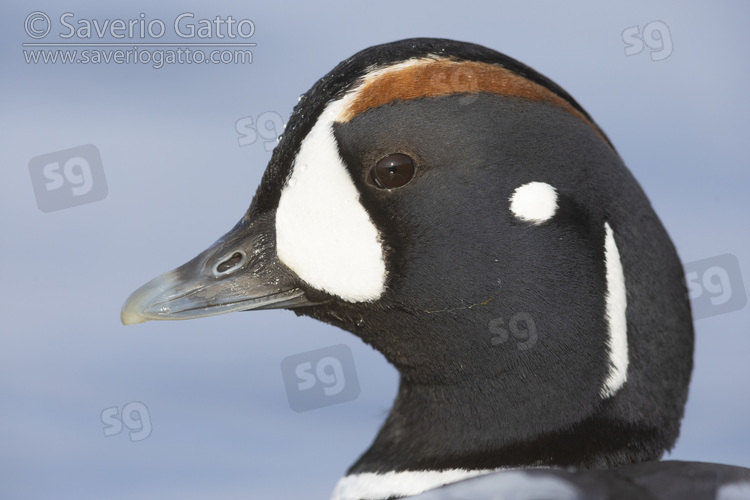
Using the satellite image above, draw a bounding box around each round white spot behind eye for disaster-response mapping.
[509,182,558,225]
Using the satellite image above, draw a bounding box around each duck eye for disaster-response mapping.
[371,153,415,189]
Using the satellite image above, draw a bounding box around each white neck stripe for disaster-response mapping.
[330,469,498,500]
[600,222,629,398]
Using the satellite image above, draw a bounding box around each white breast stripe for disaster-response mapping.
[718,481,750,500]
[330,469,497,500]
[410,470,582,500]
[600,222,628,398]
[275,96,387,302]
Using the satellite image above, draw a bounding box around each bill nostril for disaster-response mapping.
[214,251,246,275]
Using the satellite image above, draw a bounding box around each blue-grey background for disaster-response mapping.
[2,2,748,499]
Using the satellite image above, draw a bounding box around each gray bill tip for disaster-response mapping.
[120,269,183,325]
[120,266,317,326]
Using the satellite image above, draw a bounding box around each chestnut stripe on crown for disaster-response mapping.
[339,58,605,145]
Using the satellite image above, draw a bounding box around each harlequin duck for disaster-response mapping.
[121,38,750,499]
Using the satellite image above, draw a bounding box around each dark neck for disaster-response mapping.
[347,377,664,475]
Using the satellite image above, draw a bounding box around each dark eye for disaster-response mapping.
[371,153,415,189]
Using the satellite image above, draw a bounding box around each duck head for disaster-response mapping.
[122,38,693,495]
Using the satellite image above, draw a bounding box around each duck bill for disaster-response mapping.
[121,211,315,325]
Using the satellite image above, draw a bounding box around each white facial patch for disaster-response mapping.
[600,221,629,398]
[275,97,387,302]
[330,469,497,500]
[509,182,558,225]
